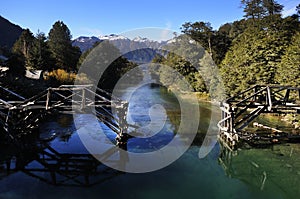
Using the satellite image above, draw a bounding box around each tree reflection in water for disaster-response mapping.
[218,142,300,197]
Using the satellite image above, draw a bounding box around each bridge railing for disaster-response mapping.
[218,85,300,150]
[219,85,300,135]
[0,85,129,140]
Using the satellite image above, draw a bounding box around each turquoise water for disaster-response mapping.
[1,82,300,198]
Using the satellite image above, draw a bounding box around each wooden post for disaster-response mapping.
[81,88,86,110]
[229,106,234,133]
[284,89,290,104]
[266,87,272,111]
[221,109,225,130]
[116,101,129,150]
[253,85,258,101]
[225,111,228,130]
[46,88,51,110]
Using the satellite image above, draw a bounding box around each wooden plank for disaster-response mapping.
[235,87,267,107]
[227,85,262,102]
[0,85,25,100]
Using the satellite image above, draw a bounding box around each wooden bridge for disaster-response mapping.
[0,85,130,147]
[218,85,300,149]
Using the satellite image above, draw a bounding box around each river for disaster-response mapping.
[1,68,300,199]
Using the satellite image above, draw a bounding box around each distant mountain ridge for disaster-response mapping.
[72,34,168,63]
[0,16,23,50]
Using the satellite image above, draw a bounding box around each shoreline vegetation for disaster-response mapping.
[0,1,300,131]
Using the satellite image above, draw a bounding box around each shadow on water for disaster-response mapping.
[0,129,122,188]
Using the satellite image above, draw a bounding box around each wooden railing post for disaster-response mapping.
[81,88,86,110]
[229,106,234,133]
[46,88,51,110]
[266,86,272,111]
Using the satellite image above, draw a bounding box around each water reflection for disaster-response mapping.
[0,134,122,187]
[218,142,300,198]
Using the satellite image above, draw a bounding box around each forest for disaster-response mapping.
[155,0,300,97]
[0,0,299,99]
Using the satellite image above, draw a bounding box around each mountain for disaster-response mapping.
[71,36,102,52]
[0,16,23,50]
[73,34,168,63]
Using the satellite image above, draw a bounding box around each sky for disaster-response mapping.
[0,0,299,40]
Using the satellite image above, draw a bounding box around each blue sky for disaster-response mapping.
[0,0,298,40]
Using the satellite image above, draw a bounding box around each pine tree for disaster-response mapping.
[8,29,35,74]
[79,41,136,90]
[262,0,283,15]
[29,32,52,70]
[241,0,283,19]
[48,21,81,71]
[12,29,34,62]
[241,0,266,19]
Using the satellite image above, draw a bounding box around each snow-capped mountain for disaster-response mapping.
[99,34,129,41]
[72,36,101,52]
[73,34,169,63]
[132,36,151,43]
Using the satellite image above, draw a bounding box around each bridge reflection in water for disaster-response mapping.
[0,133,123,187]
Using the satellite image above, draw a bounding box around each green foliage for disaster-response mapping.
[12,29,34,57]
[79,41,137,91]
[276,32,300,86]
[7,29,35,75]
[154,35,208,93]
[181,21,232,65]
[241,0,283,19]
[221,17,295,96]
[5,53,26,76]
[181,21,213,55]
[151,34,225,100]
[262,0,283,16]
[48,21,81,71]
[28,32,53,70]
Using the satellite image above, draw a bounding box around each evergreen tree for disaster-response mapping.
[241,0,266,19]
[79,41,136,91]
[181,21,231,65]
[276,32,300,86]
[241,0,283,19]
[262,0,283,15]
[28,32,52,70]
[221,21,292,96]
[181,22,213,56]
[48,21,81,71]
[5,53,26,76]
[297,4,300,16]
[12,29,34,64]
[8,29,34,74]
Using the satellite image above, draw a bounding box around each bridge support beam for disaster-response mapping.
[218,85,300,150]
[0,85,131,150]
